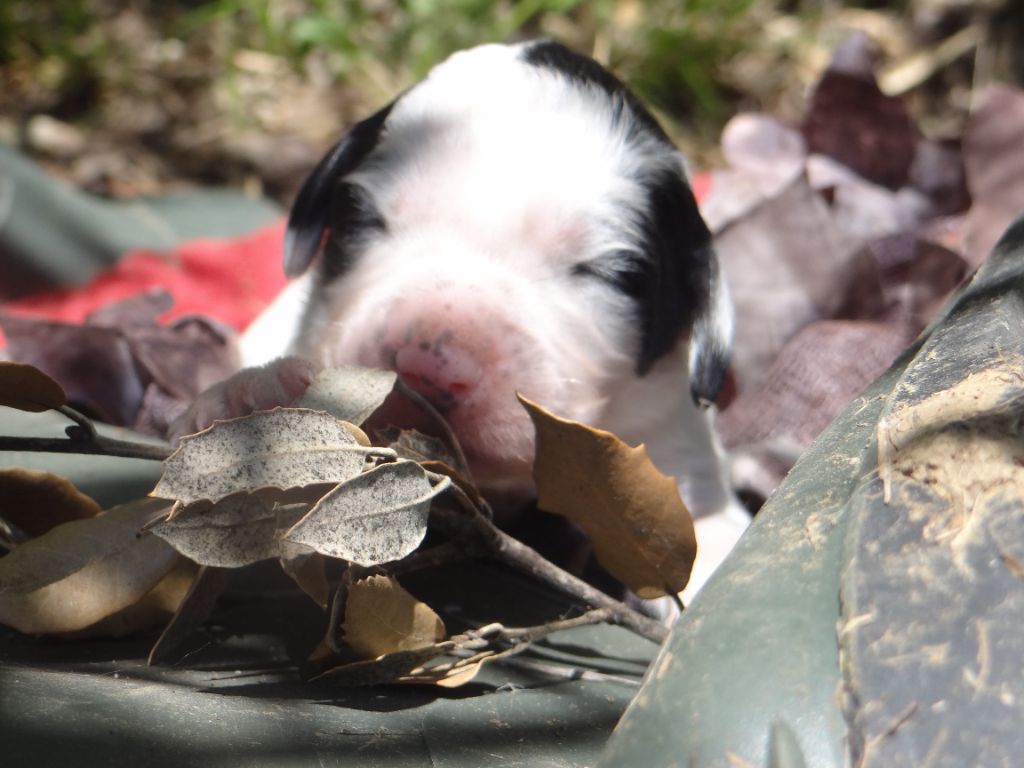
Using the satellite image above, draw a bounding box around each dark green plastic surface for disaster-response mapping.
[601,216,1024,767]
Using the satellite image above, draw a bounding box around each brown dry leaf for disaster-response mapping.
[280,551,330,609]
[152,408,389,505]
[65,556,197,639]
[424,662,485,688]
[0,361,67,412]
[0,468,102,536]
[342,574,446,660]
[0,498,178,634]
[316,641,456,686]
[519,395,696,599]
[148,565,233,666]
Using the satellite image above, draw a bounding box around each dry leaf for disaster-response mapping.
[0,497,173,595]
[0,315,145,425]
[280,551,330,609]
[0,468,102,536]
[963,84,1024,268]
[150,495,311,568]
[0,498,178,633]
[802,32,915,190]
[0,361,67,412]
[714,175,861,392]
[296,366,397,425]
[316,642,456,686]
[66,557,197,639]
[285,460,450,566]
[152,408,389,504]
[148,565,233,665]
[520,395,696,599]
[342,574,446,659]
[421,661,486,688]
[376,426,455,464]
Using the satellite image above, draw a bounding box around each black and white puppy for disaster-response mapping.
[176,41,748,599]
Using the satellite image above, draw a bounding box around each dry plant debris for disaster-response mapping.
[0,361,682,686]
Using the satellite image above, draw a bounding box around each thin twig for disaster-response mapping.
[57,404,98,441]
[0,434,171,461]
[443,482,669,645]
[0,403,172,461]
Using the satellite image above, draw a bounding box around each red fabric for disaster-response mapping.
[1,220,288,346]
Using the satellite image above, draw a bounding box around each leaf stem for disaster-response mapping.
[0,406,171,461]
[0,434,172,461]
[444,483,669,645]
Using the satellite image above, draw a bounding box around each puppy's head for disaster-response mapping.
[285,41,731,490]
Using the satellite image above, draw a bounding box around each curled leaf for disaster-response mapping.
[519,395,697,599]
[342,574,446,660]
[285,460,450,566]
[152,408,390,504]
[0,361,67,412]
[150,495,311,568]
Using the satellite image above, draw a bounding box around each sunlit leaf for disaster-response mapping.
[342,574,446,659]
[296,366,397,426]
[152,408,390,504]
[520,395,697,598]
[285,460,449,565]
[0,498,178,634]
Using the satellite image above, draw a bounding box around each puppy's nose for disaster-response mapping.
[393,338,482,410]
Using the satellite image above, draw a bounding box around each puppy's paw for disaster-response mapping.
[167,356,321,444]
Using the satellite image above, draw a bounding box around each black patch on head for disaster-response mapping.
[521,40,672,147]
[321,182,387,281]
[630,168,714,375]
[526,40,724,390]
[284,101,395,277]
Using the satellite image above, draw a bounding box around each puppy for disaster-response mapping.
[174,41,749,599]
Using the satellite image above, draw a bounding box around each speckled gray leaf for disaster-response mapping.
[152,408,392,504]
[150,496,311,568]
[285,461,450,566]
[296,366,397,426]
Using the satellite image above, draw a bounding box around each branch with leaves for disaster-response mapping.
[0,360,698,686]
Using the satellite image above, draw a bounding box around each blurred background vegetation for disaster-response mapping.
[0,0,1019,202]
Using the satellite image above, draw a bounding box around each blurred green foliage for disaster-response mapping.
[0,0,782,129]
[1,0,1007,165]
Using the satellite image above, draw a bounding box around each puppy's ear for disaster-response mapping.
[284,102,394,277]
[688,252,733,406]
